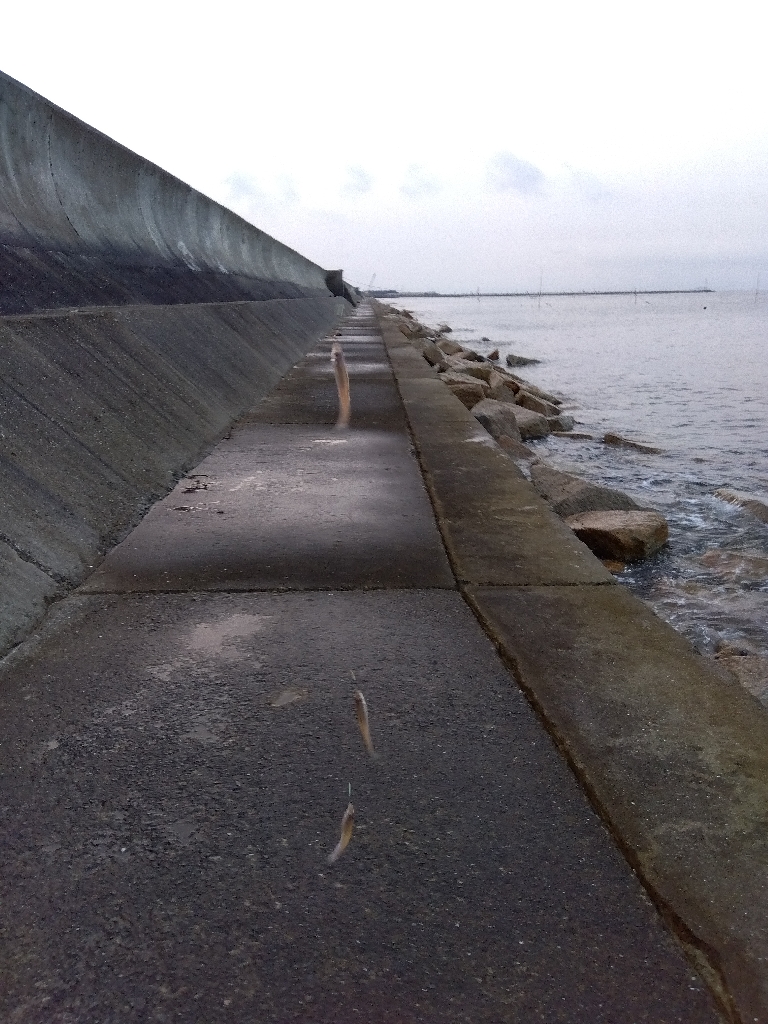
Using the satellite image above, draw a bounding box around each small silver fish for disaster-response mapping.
[331,341,350,429]
[354,689,376,758]
[327,802,355,864]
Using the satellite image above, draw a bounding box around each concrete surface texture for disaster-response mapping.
[0,305,726,1022]
[0,297,345,660]
[0,71,354,659]
[0,71,343,312]
[378,307,768,1024]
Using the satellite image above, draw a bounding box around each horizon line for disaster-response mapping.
[365,288,715,298]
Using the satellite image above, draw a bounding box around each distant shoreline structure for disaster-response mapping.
[367,288,714,299]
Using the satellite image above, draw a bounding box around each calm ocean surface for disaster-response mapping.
[389,292,768,661]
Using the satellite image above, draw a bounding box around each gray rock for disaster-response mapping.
[530,464,642,519]
[516,391,561,417]
[507,376,562,406]
[603,432,663,454]
[547,414,575,432]
[487,382,519,404]
[444,359,495,383]
[442,370,490,392]
[447,381,487,409]
[397,320,432,340]
[497,435,538,461]
[437,338,464,356]
[470,398,522,442]
[510,406,550,440]
[565,510,669,562]
[506,353,541,367]
[421,341,448,368]
[486,369,509,389]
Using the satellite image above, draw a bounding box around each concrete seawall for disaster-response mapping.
[0,70,350,311]
[0,71,350,657]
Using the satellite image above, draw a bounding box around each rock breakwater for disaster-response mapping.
[381,305,670,567]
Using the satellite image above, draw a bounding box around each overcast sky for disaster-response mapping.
[2,1,766,292]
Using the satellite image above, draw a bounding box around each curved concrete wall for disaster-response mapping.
[0,70,341,312]
[0,71,351,656]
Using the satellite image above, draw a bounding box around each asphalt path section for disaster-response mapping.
[0,306,721,1022]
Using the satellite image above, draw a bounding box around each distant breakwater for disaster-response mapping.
[370,288,714,299]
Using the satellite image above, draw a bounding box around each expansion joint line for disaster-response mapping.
[0,532,67,588]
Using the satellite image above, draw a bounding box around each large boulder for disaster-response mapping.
[470,398,522,442]
[507,376,562,406]
[497,435,538,462]
[447,380,487,409]
[443,358,495,383]
[437,338,464,356]
[516,390,561,417]
[510,406,550,440]
[603,432,663,454]
[530,464,642,518]
[421,341,448,368]
[397,320,433,340]
[506,353,541,367]
[442,370,489,392]
[486,369,512,390]
[547,413,575,432]
[487,381,519,404]
[565,510,669,562]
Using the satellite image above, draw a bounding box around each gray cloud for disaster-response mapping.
[224,172,299,209]
[568,169,613,202]
[486,152,545,194]
[225,173,266,203]
[400,164,441,199]
[342,165,374,196]
[277,174,300,204]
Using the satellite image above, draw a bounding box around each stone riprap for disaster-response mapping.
[470,398,523,442]
[566,510,671,562]
[530,464,644,519]
[380,307,670,565]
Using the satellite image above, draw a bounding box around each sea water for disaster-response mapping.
[388,292,768,663]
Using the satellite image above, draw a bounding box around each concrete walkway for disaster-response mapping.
[0,304,725,1022]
